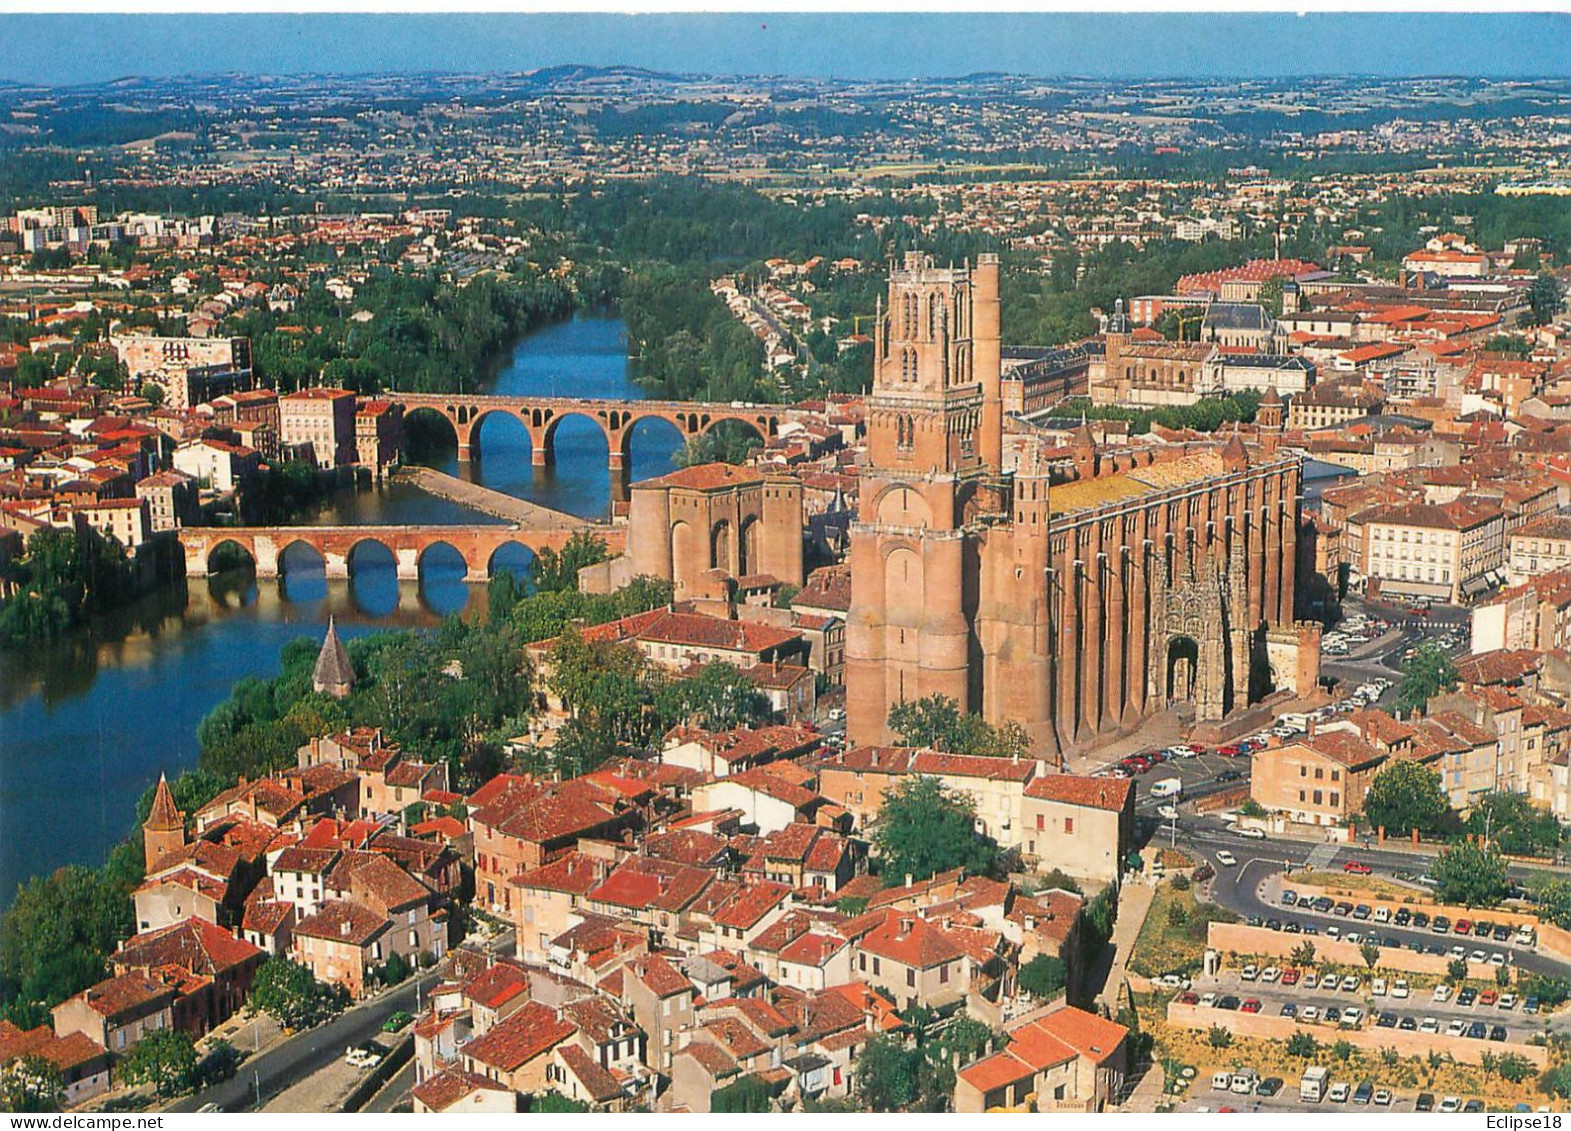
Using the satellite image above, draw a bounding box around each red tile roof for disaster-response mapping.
[462,1001,574,1072]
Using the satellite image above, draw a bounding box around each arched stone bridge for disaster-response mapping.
[391,393,804,467]
[178,524,625,583]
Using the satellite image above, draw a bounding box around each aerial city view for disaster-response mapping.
[8,8,1571,1118]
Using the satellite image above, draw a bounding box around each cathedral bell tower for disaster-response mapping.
[846,253,1005,744]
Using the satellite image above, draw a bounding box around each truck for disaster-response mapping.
[1300,1066,1329,1103]
[1149,777,1183,800]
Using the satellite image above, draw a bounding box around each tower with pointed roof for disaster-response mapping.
[312,616,355,699]
[143,772,187,873]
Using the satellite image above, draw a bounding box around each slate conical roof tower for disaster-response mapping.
[312,616,356,699]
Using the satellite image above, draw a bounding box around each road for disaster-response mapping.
[1169,822,1571,979]
[168,971,440,1113]
[360,1059,416,1114]
[171,927,514,1113]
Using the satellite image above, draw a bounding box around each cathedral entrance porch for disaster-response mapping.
[1166,635,1200,706]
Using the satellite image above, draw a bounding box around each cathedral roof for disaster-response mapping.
[313,617,355,692]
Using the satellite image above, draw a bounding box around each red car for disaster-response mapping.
[1241,999,1262,1013]
[1218,743,1245,757]
[1281,968,1300,986]
[1454,919,1473,935]
[1343,860,1373,874]
[1179,991,1200,1005]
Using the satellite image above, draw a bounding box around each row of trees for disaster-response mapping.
[0,527,141,649]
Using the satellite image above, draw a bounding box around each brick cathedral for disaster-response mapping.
[846,253,1308,758]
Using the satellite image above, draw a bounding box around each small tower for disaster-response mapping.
[312,616,355,699]
[1071,420,1100,481]
[1222,428,1251,474]
[1258,387,1285,431]
[143,772,186,873]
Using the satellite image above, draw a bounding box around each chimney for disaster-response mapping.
[1307,718,1318,739]
[340,920,351,938]
[905,873,914,889]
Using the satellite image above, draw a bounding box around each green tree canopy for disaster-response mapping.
[1018,954,1068,1000]
[1466,793,1564,858]
[247,956,347,1030]
[887,695,1032,760]
[119,1029,199,1098]
[872,775,999,886]
[1396,643,1458,714]
[0,1054,63,1113]
[712,1074,773,1113]
[1433,841,1510,908]
[1361,760,1453,837]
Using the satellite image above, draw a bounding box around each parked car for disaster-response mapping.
[1415,1094,1436,1112]
[1343,860,1373,874]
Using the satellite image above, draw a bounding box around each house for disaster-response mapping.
[0,1021,109,1107]
[1249,730,1388,828]
[459,1000,576,1096]
[1019,773,1135,884]
[411,1068,516,1113]
[51,973,177,1056]
[954,1006,1128,1113]
[109,917,265,1039]
[619,954,695,1075]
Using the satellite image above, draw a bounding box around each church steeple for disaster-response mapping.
[312,616,355,698]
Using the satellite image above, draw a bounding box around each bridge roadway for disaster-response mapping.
[177,520,624,582]
[389,391,809,465]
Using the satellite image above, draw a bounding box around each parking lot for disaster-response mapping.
[1180,969,1541,1046]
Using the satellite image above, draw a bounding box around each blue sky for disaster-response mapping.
[1,12,1568,86]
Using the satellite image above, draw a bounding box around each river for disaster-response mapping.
[0,314,678,902]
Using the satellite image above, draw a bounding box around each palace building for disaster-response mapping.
[845,253,1309,757]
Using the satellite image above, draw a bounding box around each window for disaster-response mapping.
[1036,814,1045,831]
[1065,817,1075,834]
[873,958,881,976]
[1313,790,1323,805]
[906,969,916,988]
[940,964,949,984]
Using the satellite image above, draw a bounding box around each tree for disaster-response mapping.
[248,956,346,1030]
[0,1055,63,1113]
[1499,1054,1539,1085]
[1331,1039,1354,1062]
[712,1074,773,1113]
[119,1029,199,1098]
[1448,957,1469,984]
[1018,954,1068,1000]
[1528,272,1564,327]
[1361,760,1453,837]
[886,694,1031,760]
[659,662,771,731]
[1433,841,1510,908]
[531,532,610,594]
[1397,643,1458,714]
[1290,941,1317,968]
[1360,941,1382,970]
[1286,1032,1319,1058]
[1208,1025,1232,1048]
[529,1091,591,1113]
[872,775,999,885]
[855,1036,921,1111]
[1466,793,1563,858]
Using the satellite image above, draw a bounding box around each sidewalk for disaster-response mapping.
[1064,712,1187,776]
[1095,879,1158,1013]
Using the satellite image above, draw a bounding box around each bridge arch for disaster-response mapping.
[468,408,534,464]
[402,406,461,463]
[487,540,537,581]
[346,537,396,577]
[620,415,685,479]
[278,539,326,575]
[206,538,257,574]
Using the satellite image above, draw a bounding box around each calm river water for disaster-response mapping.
[0,314,678,901]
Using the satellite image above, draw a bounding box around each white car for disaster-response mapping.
[1340,974,1361,993]
[1433,985,1451,1003]
[1157,804,1179,821]
[1260,967,1281,983]
[1371,978,1387,997]
[1241,964,1259,981]
[1319,973,1340,990]
[1300,1005,1320,1022]
[1374,1089,1392,1106]
[1215,850,1238,867]
[1440,1097,1461,1114]
[1499,994,1517,1010]
[1373,907,1391,924]
[1392,979,1410,999]
[1419,1017,1439,1033]
[1328,1082,1350,1103]
[1446,1019,1466,1037]
[1200,992,1218,1008]
[1236,827,1267,840]
[1340,1007,1364,1028]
